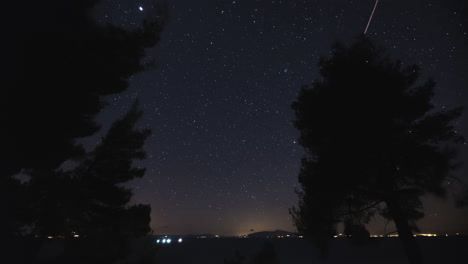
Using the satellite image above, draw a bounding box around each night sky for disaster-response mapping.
[87,0,468,236]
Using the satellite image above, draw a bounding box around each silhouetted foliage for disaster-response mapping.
[343,220,372,246]
[2,0,163,177]
[290,36,464,264]
[30,102,151,238]
[1,0,164,262]
[26,101,152,263]
[455,184,468,207]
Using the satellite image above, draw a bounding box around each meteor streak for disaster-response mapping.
[364,0,380,34]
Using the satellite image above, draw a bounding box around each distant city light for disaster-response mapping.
[178,238,183,243]
[167,238,172,244]
[333,234,346,238]
[156,239,160,243]
[413,234,437,237]
[162,239,166,244]
[139,6,144,11]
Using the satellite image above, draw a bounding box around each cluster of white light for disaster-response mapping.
[156,238,183,244]
[156,239,169,244]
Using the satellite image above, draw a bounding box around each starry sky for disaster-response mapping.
[88,0,468,236]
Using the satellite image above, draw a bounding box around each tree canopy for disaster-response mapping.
[290,36,464,264]
[2,0,163,177]
[30,101,152,239]
[1,0,164,262]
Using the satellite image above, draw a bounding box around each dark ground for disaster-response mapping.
[34,236,468,263]
[150,237,468,264]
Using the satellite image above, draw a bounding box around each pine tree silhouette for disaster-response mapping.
[290,36,464,264]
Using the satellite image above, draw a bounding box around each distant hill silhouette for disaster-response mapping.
[154,233,218,239]
[247,230,298,238]
[153,231,298,239]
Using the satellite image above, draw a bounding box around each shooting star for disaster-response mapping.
[364,0,380,34]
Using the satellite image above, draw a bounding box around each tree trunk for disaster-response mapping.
[385,198,424,264]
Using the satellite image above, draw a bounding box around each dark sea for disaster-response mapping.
[33,236,468,263]
[127,237,468,264]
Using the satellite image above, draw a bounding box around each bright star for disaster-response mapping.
[139,6,144,11]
